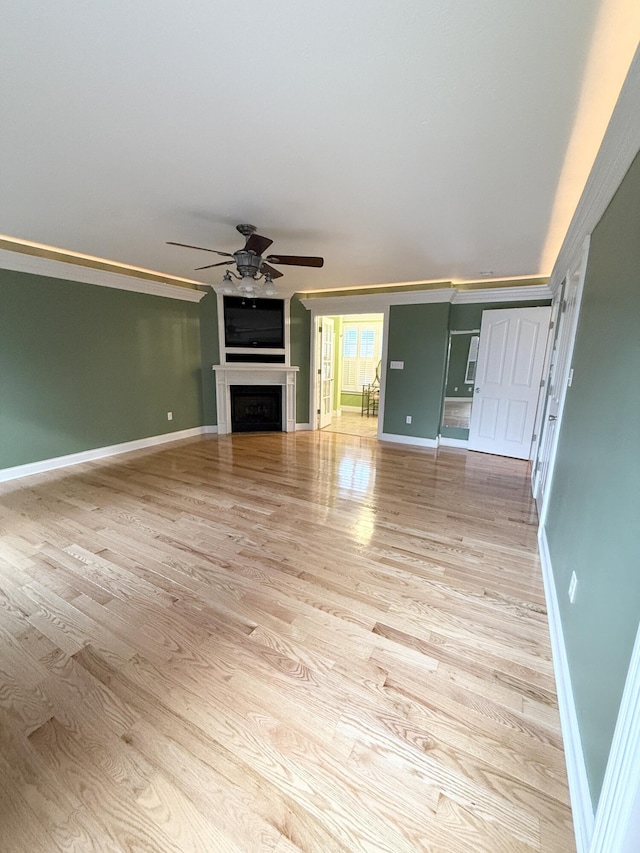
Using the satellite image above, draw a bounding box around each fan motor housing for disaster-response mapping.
[233,249,262,278]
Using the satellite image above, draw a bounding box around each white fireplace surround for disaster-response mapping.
[212,365,298,434]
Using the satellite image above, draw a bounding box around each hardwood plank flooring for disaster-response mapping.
[0,431,575,851]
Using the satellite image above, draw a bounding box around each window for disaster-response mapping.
[341,321,382,392]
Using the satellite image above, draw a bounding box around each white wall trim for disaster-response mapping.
[340,405,362,413]
[451,284,552,303]
[299,289,454,316]
[295,423,312,431]
[590,622,640,853]
[439,437,469,448]
[299,283,551,317]
[0,248,205,303]
[379,432,438,449]
[0,426,216,484]
[538,526,594,852]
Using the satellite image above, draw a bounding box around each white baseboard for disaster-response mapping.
[439,437,469,448]
[0,425,217,484]
[538,526,594,852]
[340,405,362,413]
[296,423,312,431]
[379,432,438,448]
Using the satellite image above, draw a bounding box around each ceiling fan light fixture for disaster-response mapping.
[221,270,235,294]
[238,275,257,294]
[168,223,323,298]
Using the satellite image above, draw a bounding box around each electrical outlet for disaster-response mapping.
[405,415,412,424]
[568,571,578,604]
[167,411,173,421]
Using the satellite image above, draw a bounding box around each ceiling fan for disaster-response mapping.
[168,224,324,295]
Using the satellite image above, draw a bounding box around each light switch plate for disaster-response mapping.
[390,360,404,370]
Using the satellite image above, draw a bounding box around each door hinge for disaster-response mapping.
[540,378,545,388]
[549,320,554,330]
[561,299,568,312]
[535,460,541,473]
[317,408,321,415]
[532,433,537,443]
[318,368,322,375]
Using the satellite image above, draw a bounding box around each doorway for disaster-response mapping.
[314,313,384,438]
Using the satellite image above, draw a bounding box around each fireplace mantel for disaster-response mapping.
[212,364,299,434]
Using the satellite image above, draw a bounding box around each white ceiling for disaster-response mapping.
[0,1,628,292]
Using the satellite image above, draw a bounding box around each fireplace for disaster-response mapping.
[230,385,282,433]
[212,365,299,434]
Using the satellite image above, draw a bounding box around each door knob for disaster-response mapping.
[548,414,557,421]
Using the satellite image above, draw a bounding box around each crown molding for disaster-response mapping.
[0,248,205,302]
[451,284,552,303]
[549,47,640,293]
[299,288,454,315]
[299,283,551,315]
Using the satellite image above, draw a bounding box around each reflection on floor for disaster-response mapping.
[322,410,379,438]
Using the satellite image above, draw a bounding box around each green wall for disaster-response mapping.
[0,269,204,469]
[383,303,450,439]
[290,296,311,424]
[544,151,640,807]
[341,391,363,408]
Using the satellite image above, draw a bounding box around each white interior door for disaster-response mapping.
[319,317,334,429]
[468,306,551,459]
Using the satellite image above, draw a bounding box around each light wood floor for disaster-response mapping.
[0,432,575,852]
[322,411,379,438]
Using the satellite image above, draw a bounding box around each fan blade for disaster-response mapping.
[194,260,234,270]
[265,254,324,268]
[167,241,233,257]
[261,262,284,279]
[245,233,274,255]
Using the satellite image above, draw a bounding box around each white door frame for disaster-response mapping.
[529,281,564,475]
[536,236,589,526]
[318,317,335,428]
[308,307,389,435]
[589,619,640,852]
